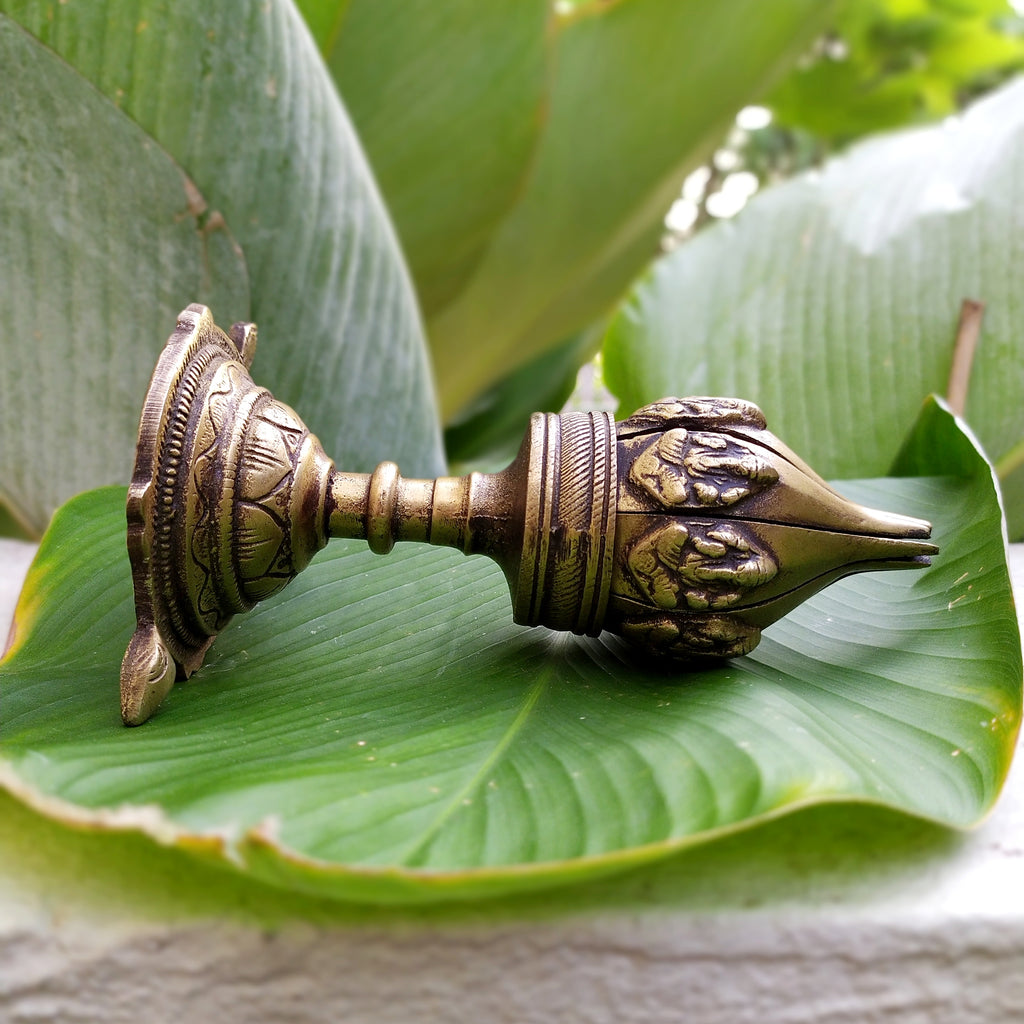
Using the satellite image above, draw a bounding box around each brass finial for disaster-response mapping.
[121,306,937,724]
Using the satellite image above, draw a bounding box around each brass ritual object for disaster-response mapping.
[121,305,938,725]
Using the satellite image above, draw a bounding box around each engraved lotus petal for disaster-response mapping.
[261,400,305,434]
[240,414,294,502]
[235,502,287,583]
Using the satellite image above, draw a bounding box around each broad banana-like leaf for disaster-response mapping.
[301,0,833,419]
[0,401,1017,903]
[0,2,443,537]
[604,75,1024,537]
[302,0,550,319]
[0,19,247,534]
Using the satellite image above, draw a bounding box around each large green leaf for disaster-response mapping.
[429,0,832,418]
[0,1,443,536]
[303,0,832,420]
[0,402,1017,903]
[303,0,550,319]
[604,75,1024,536]
[0,18,248,535]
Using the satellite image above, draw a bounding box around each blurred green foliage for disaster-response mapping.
[770,0,1024,144]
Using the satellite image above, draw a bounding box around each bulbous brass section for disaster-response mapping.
[121,307,938,724]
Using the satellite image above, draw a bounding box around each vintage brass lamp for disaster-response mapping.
[120,305,937,725]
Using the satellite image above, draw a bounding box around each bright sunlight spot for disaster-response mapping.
[705,171,759,219]
[665,197,699,233]
[736,105,772,131]
[713,147,741,172]
[681,165,712,202]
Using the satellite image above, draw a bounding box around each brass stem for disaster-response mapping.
[327,466,515,561]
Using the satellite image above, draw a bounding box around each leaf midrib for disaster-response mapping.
[396,666,550,868]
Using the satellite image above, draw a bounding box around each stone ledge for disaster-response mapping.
[0,538,1021,1023]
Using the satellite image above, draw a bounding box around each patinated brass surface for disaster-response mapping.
[121,306,937,724]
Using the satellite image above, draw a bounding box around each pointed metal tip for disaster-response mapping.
[881,511,933,541]
[844,533,939,572]
[844,503,935,544]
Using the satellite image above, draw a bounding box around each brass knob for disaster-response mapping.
[121,305,937,725]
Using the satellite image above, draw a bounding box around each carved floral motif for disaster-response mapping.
[628,428,778,509]
[616,396,767,436]
[626,520,777,611]
[189,364,310,621]
[619,612,761,659]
